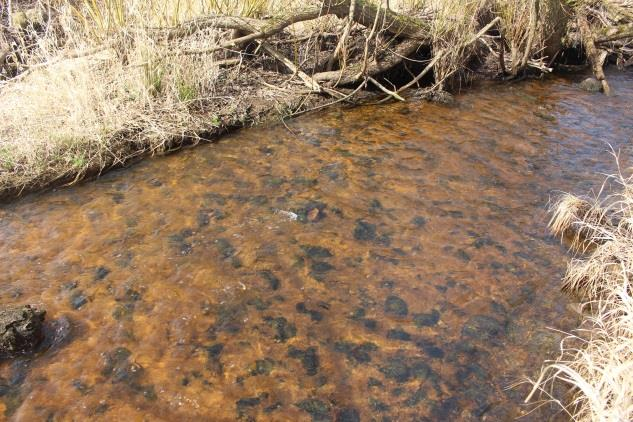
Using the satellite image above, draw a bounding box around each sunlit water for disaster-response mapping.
[1,71,632,421]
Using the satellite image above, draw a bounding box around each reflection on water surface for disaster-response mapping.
[1,71,632,421]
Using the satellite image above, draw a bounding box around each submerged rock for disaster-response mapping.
[384,295,408,317]
[0,305,46,358]
[353,220,377,241]
[462,315,506,342]
[413,309,440,327]
[296,398,331,422]
[579,77,602,92]
[288,346,320,376]
[335,407,360,422]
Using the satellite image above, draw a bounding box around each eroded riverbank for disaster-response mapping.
[0,71,632,420]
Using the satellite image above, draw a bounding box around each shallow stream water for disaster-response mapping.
[1,71,632,421]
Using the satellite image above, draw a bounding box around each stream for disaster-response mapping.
[1,71,632,421]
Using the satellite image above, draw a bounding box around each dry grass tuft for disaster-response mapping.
[549,193,612,252]
[527,169,633,421]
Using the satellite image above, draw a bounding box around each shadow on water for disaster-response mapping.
[0,70,632,420]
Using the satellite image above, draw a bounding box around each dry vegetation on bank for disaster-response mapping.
[0,0,632,196]
[526,167,633,421]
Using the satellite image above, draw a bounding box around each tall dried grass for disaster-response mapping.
[0,0,293,191]
[527,168,633,421]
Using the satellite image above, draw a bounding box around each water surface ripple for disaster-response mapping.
[1,72,632,421]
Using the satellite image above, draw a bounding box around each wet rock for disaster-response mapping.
[367,377,383,388]
[0,305,46,358]
[380,357,410,383]
[431,397,460,419]
[320,163,344,181]
[209,304,244,335]
[334,341,378,364]
[288,346,319,376]
[250,358,274,376]
[415,339,445,359]
[206,343,224,374]
[296,303,323,322]
[101,347,143,386]
[95,266,111,281]
[265,317,296,343]
[62,281,78,291]
[236,396,261,412]
[72,379,93,395]
[214,238,236,259]
[294,202,328,223]
[369,397,390,412]
[362,319,378,331]
[259,270,281,291]
[369,199,383,213]
[70,291,89,310]
[579,77,602,92]
[309,261,335,281]
[296,398,331,422]
[336,407,360,422]
[462,315,506,343]
[455,249,471,262]
[405,387,427,407]
[379,356,431,384]
[301,245,333,259]
[353,220,377,241]
[264,402,282,413]
[384,295,408,317]
[386,328,412,342]
[413,310,440,327]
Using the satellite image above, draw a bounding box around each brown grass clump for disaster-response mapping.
[527,169,633,421]
[549,192,612,253]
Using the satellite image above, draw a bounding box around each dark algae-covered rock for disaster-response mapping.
[301,245,333,259]
[384,295,408,317]
[386,328,412,341]
[296,398,331,422]
[336,407,360,422]
[353,220,377,241]
[462,315,507,343]
[413,309,440,327]
[288,346,319,376]
[264,317,296,342]
[0,305,46,358]
[259,270,281,290]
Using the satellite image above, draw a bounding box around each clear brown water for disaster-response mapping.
[1,71,632,421]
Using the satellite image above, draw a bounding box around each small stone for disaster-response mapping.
[336,407,360,422]
[95,266,110,281]
[259,270,281,290]
[288,346,319,376]
[384,295,408,317]
[462,315,506,342]
[301,245,333,259]
[354,220,377,241]
[251,358,274,376]
[0,305,46,358]
[411,216,427,228]
[413,310,440,327]
[379,357,411,383]
[386,328,412,341]
[265,317,296,343]
[416,339,445,359]
[71,291,89,310]
[579,77,602,92]
[296,398,331,422]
